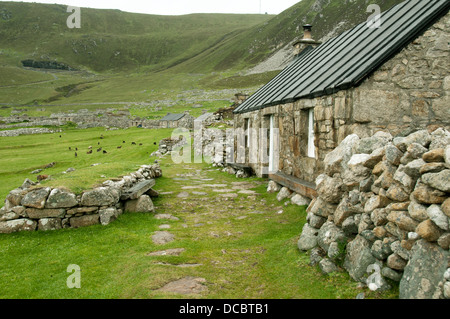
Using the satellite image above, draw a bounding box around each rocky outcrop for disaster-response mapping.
[0,164,162,233]
[297,128,450,299]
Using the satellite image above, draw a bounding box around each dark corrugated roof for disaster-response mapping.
[160,113,185,121]
[235,0,450,114]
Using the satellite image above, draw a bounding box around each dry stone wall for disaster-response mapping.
[0,164,162,234]
[296,128,450,299]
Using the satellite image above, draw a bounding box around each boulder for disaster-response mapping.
[70,214,100,228]
[6,188,25,207]
[422,148,445,163]
[442,198,450,217]
[413,183,446,204]
[290,194,311,206]
[370,240,393,260]
[429,128,450,150]
[385,144,403,166]
[400,240,449,299]
[317,221,346,253]
[120,179,156,200]
[99,207,120,226]
[124,195,155,213]
[25,208,65,219]
[21,187,51,209]
[316,174,345,204]
[403,130,431,149]
[387,253,407,270]
[319,258,339,274]
[38,218,62,231]
[297,223,319,251]
[324,134,359,175]
[426,205,449,231]
[0,219,37,234]
[45,188,78,209]
[152,231,175,245]
[344,235,377,282]
[267,181,281,193]
[387,211,419,232]
[276,187,292,202]
[364,195,391,213]
[408,200,429,222]
[307,197,336,218]
[416,220,442,242]
[80,187,120,207]
[421,170,450,193]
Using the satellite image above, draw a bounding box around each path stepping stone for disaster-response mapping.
[238,190,257,195]
[157,277,208,295]
[159,224,171,229]
[146,248,186,256]
[192,191,208,196]
[213,189,235,193]
[155,214,180,221]
[152,231,175,245]
[219,193,238,198]
[177,192,190,198]
[153,262,202,268]
[182,186,201,190]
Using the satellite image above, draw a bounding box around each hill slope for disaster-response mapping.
[0,2,272,72]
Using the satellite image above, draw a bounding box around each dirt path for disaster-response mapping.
[145,163,289,297]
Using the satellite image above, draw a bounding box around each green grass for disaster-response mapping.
[0,153,398,299]
[0,127,173,198]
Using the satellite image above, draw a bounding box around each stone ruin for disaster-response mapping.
[292,127,449,299]
[0,164,162,233]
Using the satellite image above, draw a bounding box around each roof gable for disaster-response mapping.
[160,113,185,121]
[234,0,450,114]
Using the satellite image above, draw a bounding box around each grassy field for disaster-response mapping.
[0,130,399,298]
[0,127,173,199]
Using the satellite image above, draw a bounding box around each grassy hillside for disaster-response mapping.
[0,2,273,72]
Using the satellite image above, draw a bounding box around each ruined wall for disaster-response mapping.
[233,12,450,183]
[0,164,162,233]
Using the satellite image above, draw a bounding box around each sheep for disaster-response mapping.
[37,175,49,182]
[87,150,92,154]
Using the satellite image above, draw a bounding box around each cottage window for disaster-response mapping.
[307,108,315,158]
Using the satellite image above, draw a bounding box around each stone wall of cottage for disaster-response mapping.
[233,12,450,183]
[0,164,162,233]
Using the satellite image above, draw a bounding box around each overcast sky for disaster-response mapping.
[2,0,302,15]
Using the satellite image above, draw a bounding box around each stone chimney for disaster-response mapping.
[293,24,322,56]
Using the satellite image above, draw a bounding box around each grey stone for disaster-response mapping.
[344,235,377,282]
[371,208,388,226]
[316,174,346,204]
[391,240,410,260]
[290,194,311,206]
[45,188,78,209]
[319,258,339,274]
[403,159,426,178]
[342,216,358,235]
[125,195,155,213]
[382,267,402,282]
[400,240,449,299]
[363,147,385,169]
[276,187,292,201]
[426,204,449,231]
[371,240,392,260]
[419,162,448,174]
[385,144,403,166]
[387,253,407,270]
[99,207,120,226]
[429,128,450,150]
[25,208,65,219]
[21,187,51,209]
[309,247,326,266]
[120,179,155,200]
[408,199,429,222]
[413,183,446,204]
[317,221,347,253]
[437,233,450,250]
[38,218,62,231]
[267,181,281,193]
[0,211,19,222]
[324,134,359,175]
[445,145,450,166]
[393,168,415,191]
[307,197,336,218]
[309,214,326,229]
[297,223,319,251]
[152,231,175,245]
[403,130,432,149]
[155,214,180,221]
[6,188,25,207]
[421,170,450,193]
[81,187,120,207]
[0,219,37,233]
[359,177,374,192]
[70,214,100,228]
[157,277,207,295]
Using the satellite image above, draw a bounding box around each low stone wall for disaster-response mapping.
[295,128,449,299]
[0,128,61,137]
[0,164,162,234]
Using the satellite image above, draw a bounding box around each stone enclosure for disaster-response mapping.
[296,128,450,299]
[0,164,162,233]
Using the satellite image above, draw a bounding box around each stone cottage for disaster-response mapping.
[160,112,195,129]
[232,0,450,199]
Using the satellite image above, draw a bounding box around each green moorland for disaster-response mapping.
[0,127,398,299]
